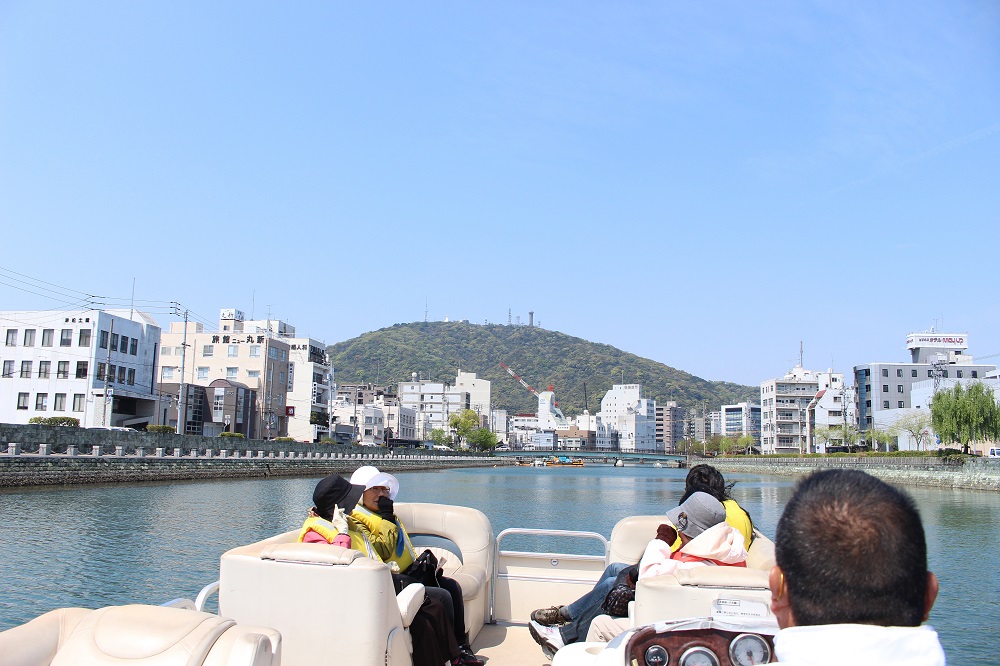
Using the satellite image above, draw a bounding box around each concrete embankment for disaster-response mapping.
[0,423,506,488]
[709,456,1000,491]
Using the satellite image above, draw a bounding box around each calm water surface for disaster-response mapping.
[0,466,995,664]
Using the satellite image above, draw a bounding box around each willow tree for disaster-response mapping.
[931,382,1000,449]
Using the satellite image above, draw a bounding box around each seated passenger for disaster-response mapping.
[299,473,464,666]
[350,466,484,666]
[529,465,749,652]
[769,469,944,665]
[530,492,747,655]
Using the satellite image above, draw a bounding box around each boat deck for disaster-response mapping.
[472,621,551,665]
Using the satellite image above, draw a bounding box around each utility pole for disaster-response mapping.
[102,318,114,426]
[171,303,189,435]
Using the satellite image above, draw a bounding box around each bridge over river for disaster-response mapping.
[494,450,687,466]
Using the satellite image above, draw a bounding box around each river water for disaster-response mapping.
[0,465,995,664]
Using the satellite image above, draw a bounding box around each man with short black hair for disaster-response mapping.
[769,469,944,664]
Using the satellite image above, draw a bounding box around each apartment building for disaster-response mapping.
[596,384,656,452]
[397,375,470,440]
[761,366,848,454]
[285,338,333,442]
[0,309,160,428]
[453,371,491,422]
[655,401,686,452]
[158,379,256,437]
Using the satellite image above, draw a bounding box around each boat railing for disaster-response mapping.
[194,580,221,612]
[491,527,609,623]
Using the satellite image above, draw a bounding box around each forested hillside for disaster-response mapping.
[327,322,756,416]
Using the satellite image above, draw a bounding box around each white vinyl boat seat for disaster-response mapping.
[0,605,280,666]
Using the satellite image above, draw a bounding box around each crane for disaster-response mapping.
[499,363,539,397]
[499,363,569,427]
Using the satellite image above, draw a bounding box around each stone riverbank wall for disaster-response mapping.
[709,456,1000,491]
[0,423,509,488]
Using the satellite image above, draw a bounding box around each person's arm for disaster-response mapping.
[350,510,398,562]
[638,524,682,580]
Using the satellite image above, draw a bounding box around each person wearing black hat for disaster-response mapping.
[298,474,369,549]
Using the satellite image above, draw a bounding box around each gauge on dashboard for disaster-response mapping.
[728,633,771,665]
[643,644,668,666]
[678,646,720,666]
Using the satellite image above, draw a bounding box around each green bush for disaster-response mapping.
[219,432,245,438]
[146,425,175,434]
[274,436,294,442]
[28,416,80,427]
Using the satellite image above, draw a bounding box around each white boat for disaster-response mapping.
[0,502,778,666]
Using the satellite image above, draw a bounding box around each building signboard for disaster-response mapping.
[906,333,967,350]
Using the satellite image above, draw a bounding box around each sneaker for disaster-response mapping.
[528,620,565,659]
[530,605,567,626]
[456,645,485,666]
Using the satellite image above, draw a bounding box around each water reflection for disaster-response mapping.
[0,466,994,664]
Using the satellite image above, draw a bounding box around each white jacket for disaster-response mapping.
[773,624,945,665]
[637,522,747,580]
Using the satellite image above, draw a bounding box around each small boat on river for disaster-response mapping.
[0,502,778,665]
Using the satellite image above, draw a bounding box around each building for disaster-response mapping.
[909,377,1000,453]
[596,384,656,452]
[490,409,510,445]
[719,402,762,447]
[158,379,256,437]
[397,375,470,440]
[285,338,333,442]
[761,366,848,454]
[158,309,291,438]
[453,371,491,422]
[1,309,161,428]
[655,401,686,452]
[854,332,996,439]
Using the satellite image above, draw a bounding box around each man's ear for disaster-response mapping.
[923,572,939,622]
[769,565,794,629]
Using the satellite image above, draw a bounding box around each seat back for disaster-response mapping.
[0,605,278,666]
[393,502,494,641]
[746,533,776,570]
[608,516,662,565]
[633,566,773,626]
[220,533,410,666]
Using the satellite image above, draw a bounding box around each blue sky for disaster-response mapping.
[1,1,998,386]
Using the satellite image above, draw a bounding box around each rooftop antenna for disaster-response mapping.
[799,341,804,367]
[250,290,255,320]
[424,298,428,323]
[129,278,135,319]
[508,308,512,325]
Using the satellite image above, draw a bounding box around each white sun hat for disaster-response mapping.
[350,465,400,500]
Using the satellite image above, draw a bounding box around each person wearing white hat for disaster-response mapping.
[350,466,484,666]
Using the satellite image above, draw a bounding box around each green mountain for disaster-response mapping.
[327,322,756,416]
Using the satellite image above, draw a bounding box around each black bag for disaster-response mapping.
[601,564,639,617]
[404,549,441,588]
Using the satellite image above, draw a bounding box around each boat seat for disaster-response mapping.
[0,604,280,666]
[633,566,773,626]
[393,502,494,641]
[220,537,420,666]
[608,515,663,565]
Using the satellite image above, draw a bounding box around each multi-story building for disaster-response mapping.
[1,309,160,428]
[158,309,290,438]
[655,401,686,452]
[453,371,491,422]
[909,377,1000,453]
[158,379,256,437]
[285,338,332,442]
[761,366,847,453]
[397,375,470,440]
[596,384,656,452]
[720,402,762,446]
[490,408,510,444]
[854,332,996,438]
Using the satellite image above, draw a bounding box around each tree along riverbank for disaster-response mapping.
[709,455,1000,491]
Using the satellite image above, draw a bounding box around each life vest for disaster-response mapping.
[352,506,417,572]
[298,515,378,559]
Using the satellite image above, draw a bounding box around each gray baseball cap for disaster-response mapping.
[665,491,726,538]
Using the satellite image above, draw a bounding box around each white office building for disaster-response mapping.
[761,366,848,454]
[285,338,333,442]
[596,384,657,452]
[397,375,470,441]
[453,371,491,421]
[1,309,160,428]
[720,402,762,445]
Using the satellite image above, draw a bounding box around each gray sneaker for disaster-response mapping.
[528,620,565,659]
[530,606,566,626]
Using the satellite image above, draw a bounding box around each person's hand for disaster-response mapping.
[656,523,678,544]
[331,506,349,534]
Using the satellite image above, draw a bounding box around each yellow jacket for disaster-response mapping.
[351,506,417,572]
[297,515,379,559]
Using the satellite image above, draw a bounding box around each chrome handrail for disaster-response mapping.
[490,527,609,623]
[195,580,220,612]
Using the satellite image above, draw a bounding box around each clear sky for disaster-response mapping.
[1,1,998,386]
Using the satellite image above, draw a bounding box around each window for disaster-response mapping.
[957,370,964,378]
[942,370,949,378]
[17,392,29,409]
[36,393,48,411]
[76,361,88,379]
[865,384,871,392]
[197,367,209,380]
[281,350,287,361]
[226,367,238,379]
[130,338,137,355]
[882,369,888,377]
[927,370,933,378]
[57,361,69,379]
[162,367,174,380]
[247,370,260,379]
[202,345,214,357]
[97,362,106,381]
[23,329,35,346]
[228,345,239,357]
[882,385,889,393]
[268,347,278,360]
[279,371,285,384]
[864,369,870,377]
[127,368,135,385]
[911,369,918,378]
[108,365,116,382]
[897,385,903,393]
[882,400,890,409]
[117,366,126,383]
[213,389,225,420]
[249,345,261,358]
[898,401,905,408]
[896,369,903,377]
[120,336,129,353]
[972,371,979,378]
[162,347,172,356]
[110,333,119,350]
[865,400,872,408]
[20,361,32,378]
[38,361,51,378]
[54,393,66,411]
[79,329,91,347]
[60,329,73,346]
[42,329,54,346]
[5,329,17,346]
[72,394,85,412]
[99,330,109,349]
